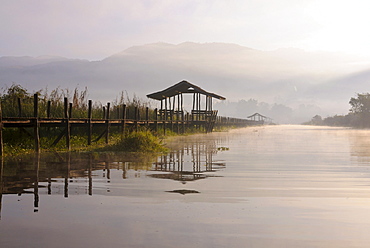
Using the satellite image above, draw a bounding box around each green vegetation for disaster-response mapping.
[305,93,370,127]
[0,84,162,156]
[98,130,168,153]
[0,83,154,119]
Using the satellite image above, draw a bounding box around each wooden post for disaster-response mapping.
[177,94,180,133]
[164,98,167,136]
[87,100,92,145]
[68,103,73,119]
[134,107,139,132]
[0,153,3,218]
[170,99,174,132]
[121,104,126,139]
[105,102,110,144]
[154,108,158,132]
[34,94,40,153]
[146,107,149,128]
[17,97,22,117]
[47,101,51,118]
[0,102,3,157]
[64,97,70,150]
[33,153,40,211]
[102,106,106,119]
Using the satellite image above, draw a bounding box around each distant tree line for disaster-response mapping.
[305,93,370,127]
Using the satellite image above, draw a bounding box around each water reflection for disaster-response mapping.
[152,141,225,183]
[0,136,226,217]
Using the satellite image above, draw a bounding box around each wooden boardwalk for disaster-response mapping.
[0,94,262,156]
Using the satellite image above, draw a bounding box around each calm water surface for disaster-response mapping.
[2,125,370,247]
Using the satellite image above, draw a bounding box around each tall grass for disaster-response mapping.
[0,83,154,119]
[0,84,160,155]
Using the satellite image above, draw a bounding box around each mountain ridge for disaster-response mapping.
[1,42,370,122]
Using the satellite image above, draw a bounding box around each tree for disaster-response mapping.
[311,115,323,125]
[349,93,370,114]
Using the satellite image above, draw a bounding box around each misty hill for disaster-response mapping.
[1,42,370,123]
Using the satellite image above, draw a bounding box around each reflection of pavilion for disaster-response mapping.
[150,138,226,182]
[0,136,227,217]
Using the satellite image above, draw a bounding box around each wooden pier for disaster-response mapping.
[0,81,264,156]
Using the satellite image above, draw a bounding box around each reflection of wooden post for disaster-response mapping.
[64,153,70,198]
[33,153,40,212]
[88,153,92,196]
[0,157,3,219]
[87,100,92,145]
[34,94,40,153]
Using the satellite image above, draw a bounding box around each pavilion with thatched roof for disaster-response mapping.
[147,80,225,117]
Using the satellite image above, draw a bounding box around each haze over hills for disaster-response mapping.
[1,42,370,123]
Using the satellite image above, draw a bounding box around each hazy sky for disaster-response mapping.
[1,0,370,60]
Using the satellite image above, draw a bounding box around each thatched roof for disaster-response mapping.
[146,80,226,100]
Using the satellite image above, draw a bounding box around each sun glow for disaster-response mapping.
[302,0,370,57]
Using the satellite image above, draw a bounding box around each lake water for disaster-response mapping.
[2,125,370,247]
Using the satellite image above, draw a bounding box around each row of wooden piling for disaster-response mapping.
[0,94,261,156]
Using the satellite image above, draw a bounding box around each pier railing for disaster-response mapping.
[0,94,263,155]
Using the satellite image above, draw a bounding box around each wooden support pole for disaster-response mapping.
[64,97,70,151]
[136,107,140,132]
[205,96,208,112]
[18,98,22,117]
[164,98,167,136]
[34,94,40,153]
[177,94,180,133]
[0,154,3,219]
[134,106,138,132]
[154,108,158,132]
[68,103,73,119]
[87,100,92,145]
[121,104,126,139]
[170,97,174,132]
[0,102,3,157]
[47,101,51,118]
[146,107,149,128]
[105,102,110,144]
[64,97,68,118]
[192,93,196,110]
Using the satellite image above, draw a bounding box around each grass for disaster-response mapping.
[97,130,168,153]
